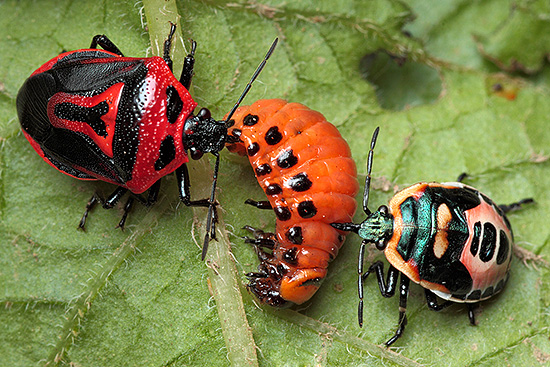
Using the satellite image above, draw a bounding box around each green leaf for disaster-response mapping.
[1,0,549,366]
[477,0,550,74]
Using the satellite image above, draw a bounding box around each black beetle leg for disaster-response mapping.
[103,186,128,209]
[79,186,130,230]
[360,260,406,346]
[456,172,468,182]
[90,35,124,56]
[180,40,196,90]
[424,290,454,311]
[359,259,399,327]
[467,303,478,325]
[499,198,534,214]
[384,276,409,347]
[176,163,217,208]
[175,158,221,260]
[116,196,134,230]
[145,180,161,207]
[78,194,100,230]
[162,22,177,71]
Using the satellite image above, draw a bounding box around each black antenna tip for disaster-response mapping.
[266,38,278,57]
[223,37,279,123]
[371,127,380,149]
[201,233,209,261]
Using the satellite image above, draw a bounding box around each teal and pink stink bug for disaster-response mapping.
[332,127,532,346]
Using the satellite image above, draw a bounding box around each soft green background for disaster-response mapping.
[1,0,549,366]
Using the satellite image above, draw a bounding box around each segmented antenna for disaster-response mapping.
[201,37,279,260]
[224,38,278,123]
[358,126,380,328]
[362,127,380,216]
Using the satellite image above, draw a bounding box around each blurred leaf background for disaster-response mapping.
[0,0,549,366]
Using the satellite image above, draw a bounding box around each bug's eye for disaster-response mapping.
[190,147,203,160]
[375,239,387,251]
[197,108,211,120]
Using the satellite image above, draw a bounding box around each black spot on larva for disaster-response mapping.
[154,135,176,171]
[277,149,298,169]
[338,235,345,243]
[277,264,288,275]
[286,226,303,244]
[247,142,259,156]
[243,114,259,126]
[288,173,313,192]
[226,119,235,128]
[274,206,291,221]
[496,230,510,265]
[283,247,298,264]
[265,184,282,196]
[255,164,272,176]
[297,201,317,218]
[481,286,494,299]
[470,221,482,257]
[479,222,497,262]
[467,290,481,301]
[265,126,283,145]
[166,85,183,124]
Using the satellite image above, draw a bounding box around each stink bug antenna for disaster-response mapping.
[357,127,380,329]
[224,38,278,124]
[201,37,279,260]
[363,127,380,216]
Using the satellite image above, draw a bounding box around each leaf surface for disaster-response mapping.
[1,0,549,366]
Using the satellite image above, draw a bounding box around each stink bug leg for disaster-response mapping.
[424,289,453,312]
[498,198,534,213]
[90,35,124,56]
[360,261,408,347]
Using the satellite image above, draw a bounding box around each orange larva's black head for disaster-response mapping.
[247,261,289,307]
[247,278,289,308]
[247,263,328,307]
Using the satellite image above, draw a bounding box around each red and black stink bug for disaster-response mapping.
[225,99,359,306]
[16,24,276,257]
[333,127,533,346]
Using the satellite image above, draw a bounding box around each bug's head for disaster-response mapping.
[359,205,394,250]
[183,108,228,160]
[182,38,278,162]
[331,205,393,251]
